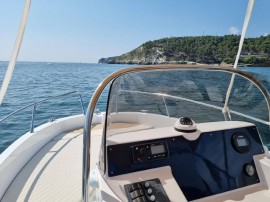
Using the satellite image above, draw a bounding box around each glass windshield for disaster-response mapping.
[106,68,270,147]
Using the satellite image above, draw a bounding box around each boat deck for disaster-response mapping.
[1,127,102,202]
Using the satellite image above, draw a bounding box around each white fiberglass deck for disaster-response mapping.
[1,128,102,202]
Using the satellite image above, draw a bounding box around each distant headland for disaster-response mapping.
[98,35,270,66]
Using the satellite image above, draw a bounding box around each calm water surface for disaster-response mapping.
[0,62,270,153]
[0,62,132,153]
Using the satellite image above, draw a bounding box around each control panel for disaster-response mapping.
[132,142,168,163]
[124,179,170,202]
[107,126,264,201]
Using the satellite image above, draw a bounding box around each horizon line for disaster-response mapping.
[0,60,99,64]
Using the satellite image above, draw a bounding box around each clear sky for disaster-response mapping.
[0,0,269,63]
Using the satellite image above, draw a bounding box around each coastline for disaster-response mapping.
[98,60,270,67]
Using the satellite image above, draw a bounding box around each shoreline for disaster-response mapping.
[98,61,270,67]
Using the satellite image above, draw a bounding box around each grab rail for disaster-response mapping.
[0,91,85,133]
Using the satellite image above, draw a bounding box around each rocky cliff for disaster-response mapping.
[99,35,270,66]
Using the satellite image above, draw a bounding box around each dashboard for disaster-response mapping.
[107,124,265,201]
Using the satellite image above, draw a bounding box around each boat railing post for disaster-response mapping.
[162,96,170,117]
[30,104,36,133]
[222,106,231,121]
[77,92,85,115]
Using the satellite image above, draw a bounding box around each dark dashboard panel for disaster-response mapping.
[107,126,264,201]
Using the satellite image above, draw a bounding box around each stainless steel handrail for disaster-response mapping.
[83,65,270,202]
[117,89,270,126]
[0,91,85,133]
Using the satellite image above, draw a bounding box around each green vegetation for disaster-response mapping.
[99,35,270,65]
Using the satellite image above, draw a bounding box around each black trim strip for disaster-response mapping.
[174,127,197,133]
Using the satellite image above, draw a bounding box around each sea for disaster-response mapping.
[0,61,270,153]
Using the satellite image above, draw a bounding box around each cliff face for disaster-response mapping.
[98,35,270,66]
[98,46,196,65]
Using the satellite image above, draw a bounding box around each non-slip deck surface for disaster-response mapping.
[2,128,102,202]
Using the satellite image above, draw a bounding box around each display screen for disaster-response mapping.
[237,138,248,147]
[151,144,165,154]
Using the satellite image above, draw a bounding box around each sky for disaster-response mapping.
[0,0,270,63]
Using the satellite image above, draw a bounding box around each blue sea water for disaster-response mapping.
[0,61,270,153]
[0,62,132,153]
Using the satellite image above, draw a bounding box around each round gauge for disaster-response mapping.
[244,164,255,176]
[232,132,250,153]
[139,148,150,158]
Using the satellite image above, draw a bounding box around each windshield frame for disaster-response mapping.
[82,64,270,200]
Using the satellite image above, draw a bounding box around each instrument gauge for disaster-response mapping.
[232,132,250,153]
